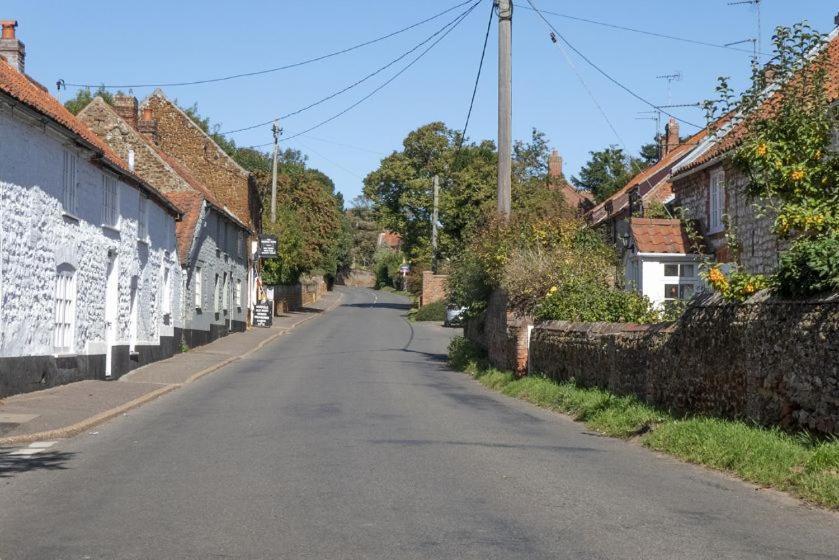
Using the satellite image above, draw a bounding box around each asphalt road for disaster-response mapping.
[1,287,837,559]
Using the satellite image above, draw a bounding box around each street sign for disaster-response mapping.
[259,235,278,258]
[253,302,273,328]
[399,264,410,274]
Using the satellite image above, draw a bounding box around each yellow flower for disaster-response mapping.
[548,286,558,294]
[790,169,806,182]
[744,283,756,294]
[756,143,768,157]
[708,267,726,285]
[814,149,822,160]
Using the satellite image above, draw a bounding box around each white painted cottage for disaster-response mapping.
[0,21,184,397]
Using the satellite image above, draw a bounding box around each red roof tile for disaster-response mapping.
[0,58,181,217]
[629,218,696,254]
[165,190,204,264]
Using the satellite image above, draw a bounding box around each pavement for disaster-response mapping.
[0,290,343,445]
[0,286,838,559]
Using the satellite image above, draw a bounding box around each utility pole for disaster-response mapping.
[270,120,281,224]
[496,0,512,217]
[431,175,439,273]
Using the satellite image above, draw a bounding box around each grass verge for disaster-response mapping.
[447,336,839,510]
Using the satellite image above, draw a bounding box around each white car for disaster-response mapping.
[444,305,466,327]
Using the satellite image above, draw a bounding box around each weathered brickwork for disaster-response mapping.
[421,271,448,306]
[464,290,532,375]
[673,160,784,274]
[528,292,839,435]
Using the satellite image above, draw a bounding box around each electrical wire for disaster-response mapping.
[523,0,703,129]
[245,0,481,149]
[222,1,479,135]
[61,0,477,89]
[456,0,494,154]
[513,2,771,57]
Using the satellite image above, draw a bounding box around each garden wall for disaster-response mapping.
[464,290,532,374]
[527,292,839,434]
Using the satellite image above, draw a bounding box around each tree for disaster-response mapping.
[346,196,380,269]
[64,86,115,115]
[638,140,661,166]
[571,146,642,202]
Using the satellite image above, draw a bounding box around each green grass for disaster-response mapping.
[447,335,839,510]
[413,300,447,322]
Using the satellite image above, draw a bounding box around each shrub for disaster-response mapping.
[414,300,446,321]
[535,280,660,323]
[776,235,839,297]
[447,336,486,371]
[705,264,773,302]
[373,249,404,289]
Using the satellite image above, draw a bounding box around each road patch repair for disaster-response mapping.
[0,291,343,447]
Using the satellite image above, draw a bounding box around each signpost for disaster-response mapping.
[253,302,273,328]
[258,235,278,258]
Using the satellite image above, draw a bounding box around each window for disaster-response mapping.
[680,284,695,299]
[664,284,680,301]
[138,194,148,240]
[194,267,203,308]
[665,263,695,278]
[222,272,229,312]
[161,266,171,316]
[62,150,78,215]
[235,279,242,307]
[102,175,118,227]
[213,274,220,312]
[709,168,725,233]
[53,264,76,352]
[664,264,679,277]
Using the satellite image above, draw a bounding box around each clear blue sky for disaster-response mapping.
[6,1,837,203]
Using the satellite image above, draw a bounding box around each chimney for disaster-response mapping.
[112,95,139,129]
[548,149,563,180]
[137,106,158,144]
[664,117,680,156]
[0,20,25,74]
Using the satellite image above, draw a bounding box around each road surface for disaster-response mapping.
[1,287,837,559]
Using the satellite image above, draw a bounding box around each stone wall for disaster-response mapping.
[464,290,532,374]
[421,271,448,306]
[271,276,327,313]
[338,269,376,288]
[673,160,784,274]
[528,292,839,434]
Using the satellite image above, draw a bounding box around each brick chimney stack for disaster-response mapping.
[548,149,563,179]
[137,106,159,144]
[664,117,680,156]
[0,20,25,74]
[113,95,139,129]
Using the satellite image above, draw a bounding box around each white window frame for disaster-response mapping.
[194,267,203,309]
[213,273,220,313]
[102,174,119,228]
[161,265,172,316]
[53,264,76,353]
[62,150,78,215]
[235,279,242,307]
[709,168,725,234]
[222,272,229,313]
[138,193,149,241]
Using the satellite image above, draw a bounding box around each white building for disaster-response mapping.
[0,22,183,397]
[622,218,704,308]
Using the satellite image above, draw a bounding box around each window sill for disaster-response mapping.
[101,224,121,234]
[62,212,80,223]
[53,351,78,358]
[137,237,150,246]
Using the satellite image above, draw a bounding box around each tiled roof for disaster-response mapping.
[586,127,710,227]
[676,32,839,174]
[377,231,402,249]
[0,58,181,217]
[558,182,594,210]
[165,190,204,264]
[629,218,696,254]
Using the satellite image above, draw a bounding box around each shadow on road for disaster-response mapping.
[0,449,75,478]
[368,438,603,454]
[343,302,412,311]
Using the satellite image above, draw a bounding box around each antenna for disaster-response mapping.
[729,0,761,62]
[656,72,682,106]
[637,110,662,160]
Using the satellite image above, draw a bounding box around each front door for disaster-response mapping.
[104,253,119,377]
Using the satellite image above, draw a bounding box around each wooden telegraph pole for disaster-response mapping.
[496,0,512,217]
[431,175,439,273]
[271,119,281,224]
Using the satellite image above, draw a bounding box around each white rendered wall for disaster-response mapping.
[0,106,180,358]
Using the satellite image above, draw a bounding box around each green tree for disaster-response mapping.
[638,140,661,166]
[64,86,115,115]
[571,146,642,202]
[346,196,380,269]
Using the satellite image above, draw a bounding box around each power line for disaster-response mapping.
[299,134,388,156]
[61,0,477,89]
[293,140,365,180]
[222,2,478,136]
[513,2,771,57]
[246,0,481,149]
[456,0,494,152]
[523,0,703,129]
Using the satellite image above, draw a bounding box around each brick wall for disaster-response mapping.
[673,160,784,274]
[421,271,448,306]
[464,290,532,375]
[527,292,839,435]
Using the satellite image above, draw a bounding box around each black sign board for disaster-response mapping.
[253,303,273,328]
[259,235,278,258]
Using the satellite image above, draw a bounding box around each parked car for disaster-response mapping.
[444,305,466,327]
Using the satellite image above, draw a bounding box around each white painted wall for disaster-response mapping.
[624,252,702,308]
[0,105,180,358]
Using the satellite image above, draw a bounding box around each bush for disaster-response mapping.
[776,235,839,297]
[447,336,485,372]
[414,300,446,321]
[373,249,404,289]
[535,280,660,323]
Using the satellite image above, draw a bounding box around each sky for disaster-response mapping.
[5,1,838,204]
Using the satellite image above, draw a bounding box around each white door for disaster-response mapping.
[104,254,119,377]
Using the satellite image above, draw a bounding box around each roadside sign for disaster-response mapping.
[259,235,278,258]
[399,264,410,274]
[253,302,273,327]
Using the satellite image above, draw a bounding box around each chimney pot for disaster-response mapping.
[137,106,159,144]
[0,20,25,74]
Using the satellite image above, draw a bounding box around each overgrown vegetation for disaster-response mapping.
[702,22,839,299]
[413,300,446,322]
[373,249,404,290]
[448,336,839,509]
